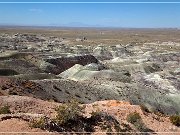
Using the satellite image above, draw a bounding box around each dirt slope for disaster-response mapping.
[0,96,179,134]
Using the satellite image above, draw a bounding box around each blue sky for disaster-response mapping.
[0,0,180,28]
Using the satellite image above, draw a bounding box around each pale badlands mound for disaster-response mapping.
[0,49,179,116]
[1,70,180,115]
[0,95,179,134]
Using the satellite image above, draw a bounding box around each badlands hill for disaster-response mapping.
[0,28,180,134]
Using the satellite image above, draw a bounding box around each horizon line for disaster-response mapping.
[0,25,179,29]
[1,2,180,4]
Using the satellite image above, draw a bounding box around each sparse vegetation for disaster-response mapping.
[90,105,101,117]
[0,105,11,114]
[127,112,141,124]
[30,99,95,132]
[127,112,153,132]
[140,104,150,113]
[54,99,85,125]
[29,101,131,133]
[30,117,46,129]
[121,123,132,132]
[91,111,123,133]
[170,115,180,127]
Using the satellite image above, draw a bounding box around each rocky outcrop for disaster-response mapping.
[150,52,180,63]
[0,96,180,133]
[105,61,162,74]
[0,78,52,100]
[0,113,45,122]
[45,55,99,74]
[93,45,113,60]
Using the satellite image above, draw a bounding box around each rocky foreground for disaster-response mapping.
[0,31,180,134]
[0,95,179,134]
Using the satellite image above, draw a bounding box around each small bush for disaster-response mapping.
[121,123,132,132]
[170,115,180,127]
[133,120,152,132]
[127,112,141,124]
[127,112,153,132]
[91,112,122,133]
[140,104,150,113]
[0,105,11,114]
[54,99,85,125]
[90,106,101,117]
[30,117,46,129]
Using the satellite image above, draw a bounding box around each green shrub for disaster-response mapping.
[133,120,151,132]
[91,112,123,133]
[0,105,11,114]
[90,106,101,117]
[54,99,85,125]
[30,117,46,129]
[140,104,150,113]
[121,123,132,132]
[127,112,153,132]
[127,112,141,124]
[170,115,180,127]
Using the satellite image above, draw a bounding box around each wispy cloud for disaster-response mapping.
[29,8,43,13]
